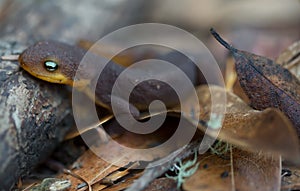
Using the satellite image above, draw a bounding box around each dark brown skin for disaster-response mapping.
[19,41,199,117]
[19,41,84,85]
[210,28,300,134]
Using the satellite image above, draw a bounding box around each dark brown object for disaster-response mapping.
[210,28,300,135]
[19,41,200,117]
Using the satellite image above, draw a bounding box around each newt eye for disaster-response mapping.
[44,60,58,72]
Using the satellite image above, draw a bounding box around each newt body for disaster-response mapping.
[19,41,199,116]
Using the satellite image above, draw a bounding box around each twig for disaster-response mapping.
[63,169,92,191]
[21,183,37,191]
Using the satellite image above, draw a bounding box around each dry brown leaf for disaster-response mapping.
[99,171,143,191]
[225,56,250,103]
[57,133,146,190]
[224,41,300,105]
[276,40,300,79]
[183,147,281,191]
[225,56,237,91]
[58,116,191,190]
[86,116,192,168]
[177,85,300,162]
[226,40,300,104]
[57,150,120,190]
[211,29,300,135]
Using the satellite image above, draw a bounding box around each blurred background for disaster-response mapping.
[0,0,299,63]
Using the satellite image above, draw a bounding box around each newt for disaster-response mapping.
[19,41,199,117]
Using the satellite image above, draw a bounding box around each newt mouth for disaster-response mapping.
[19,61,73,85]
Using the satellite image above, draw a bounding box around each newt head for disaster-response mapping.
[19,40,89,88]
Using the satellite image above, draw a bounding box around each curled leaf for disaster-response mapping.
[276,40,300,78]
[178,85,300,162]
[210,29,300,135]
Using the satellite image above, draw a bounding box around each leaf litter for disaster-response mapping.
[52,31,300,191]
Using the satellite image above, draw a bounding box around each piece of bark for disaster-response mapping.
[0,41,72,190]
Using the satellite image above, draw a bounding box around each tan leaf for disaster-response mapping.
[58,150,120,191]
[177,85,300,162]
[183,147,281,191]
[58,116,188,190]
[225,57,237,91]
[276,40,300,79]
[225,56,250,103]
